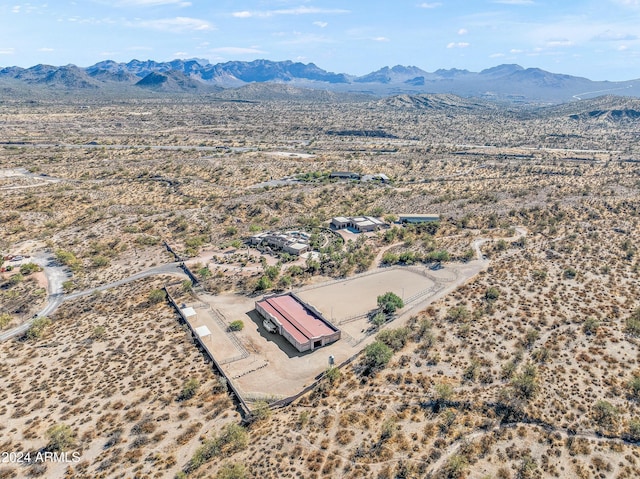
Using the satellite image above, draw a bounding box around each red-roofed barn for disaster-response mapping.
[255,293,341,352]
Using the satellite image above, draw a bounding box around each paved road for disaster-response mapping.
[0,260,186,341]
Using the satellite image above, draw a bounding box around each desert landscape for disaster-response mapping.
[0,87,639,479]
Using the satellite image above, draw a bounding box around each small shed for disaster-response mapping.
[195,325,211,338]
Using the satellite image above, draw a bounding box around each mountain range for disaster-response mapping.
[1,59,640,104]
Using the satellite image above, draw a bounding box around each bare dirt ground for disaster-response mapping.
[0,94,639,479]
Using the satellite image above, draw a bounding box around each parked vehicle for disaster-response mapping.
[263,319,277,333]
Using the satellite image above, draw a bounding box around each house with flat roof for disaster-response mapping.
[255,293,341,352]
[249,231,310,256]
[331,216,386,233]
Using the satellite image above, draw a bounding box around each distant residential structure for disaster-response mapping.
[330,171,361,180]
[331,216,387,233]
[249,231,310,255]
[255,293,340,352]
[398,214,440,224]
[361,173,390,183]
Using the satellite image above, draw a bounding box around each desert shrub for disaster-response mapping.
[0,313,11,329]
[627,375,640,400]
[511,363,538,400]
[445,306,469,322]
[592,400,618,429]
[433,382,454,405]
[485,287,500,302]
[325,366,341,385]
[187,423,247,473]
[25,316,51,340]
[216,463,247,479]
[91,255,110,268]
[55,249,80,271]
[229,320,244,332]
[46,423,75,452]
[627,419,640,441]
[583,316,600,335]
[19,262,40,275]
[439,454,467,478]
[198,267,212,279]
[255,275,272,291]
[376,327,410,352]
[251,401,271,421]
[181,280,193,292]
[91,325,106,340]
[625,308,640,337]
[563,267,577,279]
[178,378,200,401]
[148,288,167,304]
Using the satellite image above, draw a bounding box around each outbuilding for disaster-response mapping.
[255,293,341,352]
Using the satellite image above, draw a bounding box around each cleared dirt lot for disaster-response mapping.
[297,267,436,321]
[190,265,474,401]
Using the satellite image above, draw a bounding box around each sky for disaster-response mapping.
[1,1,640,80]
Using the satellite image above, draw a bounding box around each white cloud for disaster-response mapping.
[510,48,523,53]
[546,39,574,47]
[593,30,638,41]
[130,16,214,32]
[612,0,640,7]
[0,48,15,54]
[618,45,629,50]
[458,28,468,35]
[492,0,534,4]
[313,21,328,28]
[232,7,349,18]
[490,53,506,58]
[373,36,390,42]
[418,2,442,8]
[447,42,470,48]
[12,5,20,13]
[115,0,191,6]
[210,47,267,55]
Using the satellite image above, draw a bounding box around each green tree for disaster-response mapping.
[377,291,404,314]
[372,311,386,328]
[181,279,193,293]
[362,340,393,374]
